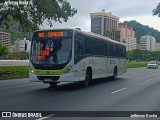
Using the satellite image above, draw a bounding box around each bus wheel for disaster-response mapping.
[112,67,117,80]
[49,82,57,87]
[83,70,90,87]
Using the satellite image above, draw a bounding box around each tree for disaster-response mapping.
[0,0,77,32]
[127,51,133,61]
[153,3,160,17]
[127,50,160,61]
[104,29,115,39]
[127,49,142,61]
[0,44,8,57]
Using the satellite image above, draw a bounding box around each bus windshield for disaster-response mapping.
[30,30,72,69]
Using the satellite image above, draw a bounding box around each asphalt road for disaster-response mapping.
[0,67,160,120]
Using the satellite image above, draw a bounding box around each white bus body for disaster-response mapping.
[29,28,127,87]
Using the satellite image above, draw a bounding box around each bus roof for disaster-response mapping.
[34,28,74,32]
[83,31,125,46]
[34,28,126,46]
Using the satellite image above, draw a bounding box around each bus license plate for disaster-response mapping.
[44,78,52,82]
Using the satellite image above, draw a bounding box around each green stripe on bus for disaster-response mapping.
[32,67,67,75]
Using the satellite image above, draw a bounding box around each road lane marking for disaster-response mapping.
[111,88,127,94]
[36,114,55,120]
[145,79,153,82]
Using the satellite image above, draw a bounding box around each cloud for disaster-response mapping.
[40,0,160,31]
[70,0,158,17]
[120,15,160,31]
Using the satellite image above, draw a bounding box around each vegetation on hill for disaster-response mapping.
[122,20,160,43]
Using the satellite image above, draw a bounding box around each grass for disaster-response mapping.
[0,66,29,80]
[127,61,160,68]
[127,61,148,68]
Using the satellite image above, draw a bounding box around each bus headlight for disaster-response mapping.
[30,69,35,74]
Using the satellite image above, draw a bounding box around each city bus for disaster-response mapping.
[29,28,127,87]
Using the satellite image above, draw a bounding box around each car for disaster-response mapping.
[147,61,158,69]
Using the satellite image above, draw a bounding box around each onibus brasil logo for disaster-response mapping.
[3,0,32,6]
[2,112,42,118]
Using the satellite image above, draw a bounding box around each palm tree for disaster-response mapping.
[104,29,115,39]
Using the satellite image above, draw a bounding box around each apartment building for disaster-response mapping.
[140,35,156,51]
[155,43,160,51]
[0,32,11,51]
[125,37,137,51]
[117,25,135,43]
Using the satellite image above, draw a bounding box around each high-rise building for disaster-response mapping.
[140,35,156,51]
[90,9,119,36]
[0,32,11,51]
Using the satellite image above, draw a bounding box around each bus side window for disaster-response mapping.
[75,33,84,55]
[123,46,126,58]
[108,42,113,57]
[74,33,85,63]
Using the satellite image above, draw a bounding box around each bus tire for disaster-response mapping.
[49,82,57,87]
[82,70,91,87]
[112,67,117,80]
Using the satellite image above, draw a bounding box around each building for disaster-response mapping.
[13,38,31,52]
[155,43,160,51]
[118,24,135,43]
[136,43,140,50]
[0,32,11,51]
[90,9,119,36]
[140,35,156,51]
[125,37,137,51]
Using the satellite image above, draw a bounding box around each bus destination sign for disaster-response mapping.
[38,32,64,38]
[48,32,64,37]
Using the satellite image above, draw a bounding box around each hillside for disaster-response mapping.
[122,20,160,43]
[0,28,32,45]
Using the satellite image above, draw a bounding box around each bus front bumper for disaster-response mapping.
[29,72,74,83]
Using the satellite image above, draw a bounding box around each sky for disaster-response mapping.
[41,0,160,32]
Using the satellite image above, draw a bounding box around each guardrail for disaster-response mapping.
[0,60,29,66]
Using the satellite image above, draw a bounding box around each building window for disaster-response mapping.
[91,17,101,34]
